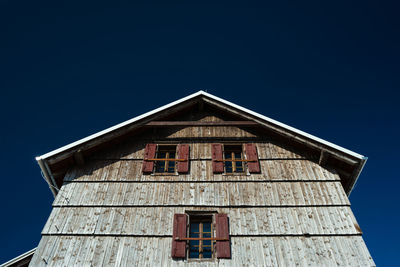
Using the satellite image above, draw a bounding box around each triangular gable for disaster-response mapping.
[36,91,366,196]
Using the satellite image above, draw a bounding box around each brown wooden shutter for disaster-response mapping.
[245,143,260,173]
[177,144,189,173]
[212,144,224,173]
[142,143,157,174]
[171,213,187,258]
[215,213,231,258]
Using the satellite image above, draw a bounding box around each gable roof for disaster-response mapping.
[36,91,367,197]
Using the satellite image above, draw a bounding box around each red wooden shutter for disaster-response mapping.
[142,144,157,174]
[216,213,231,258]
[245,143,260,173]
[171,213,187,258]
[212,144,224,173]
[177,144,189,173]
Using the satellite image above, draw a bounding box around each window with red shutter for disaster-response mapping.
[172,212,231,260]
[143,144,190,174]
[212,144,261,175]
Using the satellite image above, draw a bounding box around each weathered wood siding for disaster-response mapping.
[30,122,374,266]
[43,207,361,236]
[31,236,372,267]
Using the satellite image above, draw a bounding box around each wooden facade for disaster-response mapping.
[29,92,374,266]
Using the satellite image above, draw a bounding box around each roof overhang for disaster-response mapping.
[36,91,367,197]
[1,248,36,267]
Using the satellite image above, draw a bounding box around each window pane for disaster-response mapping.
[224,152,232,159]
[189,249,200,258]
[235,161,243,172]
[190,223,199,233]
[167,160,175,173]
[155,161,165,172]
[225,161,232,173]
[234,152,241,159]
[203,232,211,238]
[189,239,199,246]
[203,250,212,258]
[203,223,211,232]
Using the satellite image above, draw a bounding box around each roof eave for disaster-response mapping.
[1,248,36,267]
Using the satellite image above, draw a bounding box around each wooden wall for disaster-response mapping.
[30,122,374,266]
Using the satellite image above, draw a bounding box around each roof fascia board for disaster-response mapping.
[1,248,36,267]
[347,157,368,196]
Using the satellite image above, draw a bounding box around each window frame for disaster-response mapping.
[187,214,215,260]
[171,212,231,260]
[153,144,177,174]
[223,144,246,175]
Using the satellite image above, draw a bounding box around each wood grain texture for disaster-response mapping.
[30,236,375,267]
[53,181,349,207]
[42,206,362,236]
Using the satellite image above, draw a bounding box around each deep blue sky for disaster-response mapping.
[0,1,398,265]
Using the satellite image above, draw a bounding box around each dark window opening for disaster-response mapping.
[224,145,245,174]
[188,215,214,259]
[155,145,177,173]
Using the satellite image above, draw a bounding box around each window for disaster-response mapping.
[142,144,190,174]
[171,213,231,260]
[155,145,176,173]
[211,143,261,174]
[188,215,213,259]
[223,145,245,174]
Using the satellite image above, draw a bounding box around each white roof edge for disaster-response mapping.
[36,90,364,161]
[1,247,36,267]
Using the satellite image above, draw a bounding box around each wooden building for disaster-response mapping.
[28,91,374,266]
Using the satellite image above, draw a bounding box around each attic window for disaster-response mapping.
[223,145,245,174]
[142,144,190,174]
[211,143,260,174]
[155,145,177,173]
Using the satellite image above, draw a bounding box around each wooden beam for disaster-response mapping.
[73,150,85,166]
[145,158,186,161]
[176,237,229,241]
[319,150,329,166]
[214,159,257,162]
[198,100,204,112]
[145,121,258,127]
